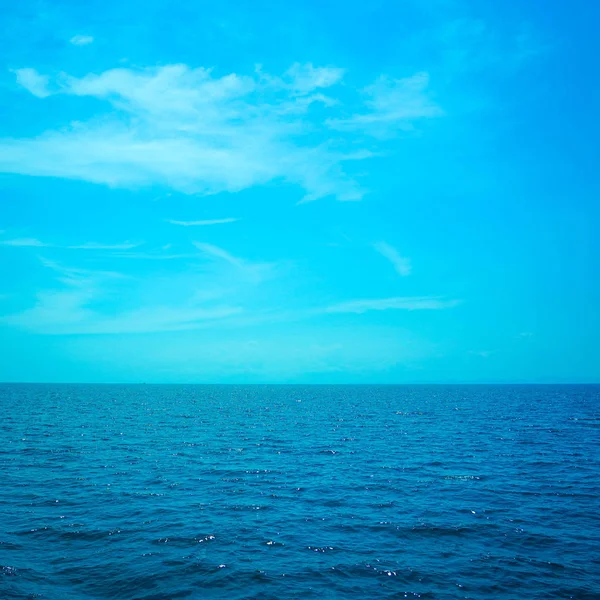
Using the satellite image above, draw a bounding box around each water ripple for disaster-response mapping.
[1,383,599,599]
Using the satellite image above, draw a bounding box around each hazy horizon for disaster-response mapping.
[2,381,599,386]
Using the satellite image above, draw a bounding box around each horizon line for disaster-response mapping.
[1,381,598,386]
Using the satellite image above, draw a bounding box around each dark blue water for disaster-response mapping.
[1,384,599,599]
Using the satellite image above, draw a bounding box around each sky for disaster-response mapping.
[0,0,598,383]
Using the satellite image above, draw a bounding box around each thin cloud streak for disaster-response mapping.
[109,252,199,260]
[67,242,142,250]
[167,218,240,226]
[327,72,443,137]
[192,241,279,284]
[1,238,50,247]
[373,241,412,276]
[0,236,142,251]
[193,242,245,268]
[0,257,242,334]
[322,296,461,314]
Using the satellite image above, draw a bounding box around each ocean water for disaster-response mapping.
[0,384,599,599]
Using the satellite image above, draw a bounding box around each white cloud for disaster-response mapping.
[373,241,412,276]
[328,72,443,136]
[323,296,460,314]
[109,252,199,260]
[38,257,126,284]
[67,241,142,250]
[1,248,458,336]
[1,259,120,334]
[13,69,50,98]
[284,63,345,94]
[2,64,443,201]
[79,306,242,334]
[0,237,50,247]
[3,293,241,335]
[167,218,240,226]
[0,236,141,250]
[193,242,244,268]
[1,258,241,335]
[193,241,275,283]
[70,35,94,46]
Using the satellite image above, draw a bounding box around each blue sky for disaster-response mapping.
[0,0,598,383]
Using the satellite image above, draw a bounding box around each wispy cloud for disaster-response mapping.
[109,252,199,260]
[0,236,142,251]
[373,241,412,276]
[1,258,241,335]
[1,247,458,335]
[38,257,127,284]
[323,296,460,314]
[0,237,50,247]
[3,295,241,335]
[1,63,443,201]
[69,35,94,46]
[193,241,276,284]
[193,242,244,268]
[13,68,50,98]
[284,63,345,94]
[1,259,121,334]
[167,218,240,226]
[67,241,142,250]
[328,73,443,137]
[76,306,242,334]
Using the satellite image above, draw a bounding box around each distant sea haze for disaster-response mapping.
[1,384,599,599]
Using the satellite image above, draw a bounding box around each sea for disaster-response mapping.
[0,384,599,599]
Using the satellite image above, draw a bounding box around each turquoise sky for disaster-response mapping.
[0,0,598,383]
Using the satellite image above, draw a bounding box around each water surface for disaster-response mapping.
[1,384,599,598]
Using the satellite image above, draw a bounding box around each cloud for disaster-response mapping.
[193,241,275,283]
[373,241,412,276]
[13,68,50,98]
[323,296,460,314]
[77,306,242,334]
[327,72,443,136]
[108,252,199,260]
[167,218,240,226]
[70,35,94,46]
[0,236,141,250]
[38,257,126,284]
[1,248,458,336]
[1,258,241,335]
[67,241,142,250]
[469,350,492,358]
[0,237,49,247]
[1,259,121,334]
[3,295,241,335]
[193,242,244,268]
[284,63,345,94]
[1,63,443,201]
